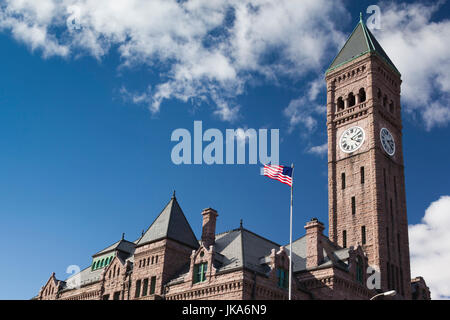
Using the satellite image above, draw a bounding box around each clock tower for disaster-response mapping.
[325,16,411,298]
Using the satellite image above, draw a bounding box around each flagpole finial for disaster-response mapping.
[122,233,125,240]
[240,219,243,229]
[172,190,176,199]
[360,12,363,22]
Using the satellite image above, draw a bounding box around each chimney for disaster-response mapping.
[201,208,218,248]
[305,218,325,269]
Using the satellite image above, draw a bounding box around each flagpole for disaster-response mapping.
[289,163,294,301]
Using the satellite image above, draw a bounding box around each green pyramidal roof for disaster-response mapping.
[327,16,400,75]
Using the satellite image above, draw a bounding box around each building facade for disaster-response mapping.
[36,16,430,301]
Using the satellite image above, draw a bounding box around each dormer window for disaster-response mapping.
[356,256,364,284]
[193,263,208,284]
[276,268,288,289]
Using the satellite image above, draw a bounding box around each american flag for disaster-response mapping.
[263,165,293,187]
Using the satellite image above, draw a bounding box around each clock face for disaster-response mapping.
[380,128,395,156]
[339,126,366,153]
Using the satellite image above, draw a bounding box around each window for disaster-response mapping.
[341,173,346,190]
[102,294,110,300]
[276,268,288,289]
[356,256,364,284]
[389,101,394,113]
[348,92,356,107]
[391,264,396,290]
[387,227,390,260]
[343,230,347,248]
[142,278,149,296]
[150,276,156,295]
[387,262,391,289]
[360,167,365,184]
[352,197,356,215]
[394,176,398,201]
[155,256,158,264]
[400,269,404,295]
[151,256,154,264]
[193,263,208,284]
[359,88,366,103]
[337,97,344,111]
[113,291,121,300]
[135,280,141,298]
[362,226,366,245]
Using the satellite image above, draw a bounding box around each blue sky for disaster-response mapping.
[0,0,449,299]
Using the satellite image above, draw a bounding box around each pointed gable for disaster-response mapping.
[137,196,199,249]
[327,15,400,75]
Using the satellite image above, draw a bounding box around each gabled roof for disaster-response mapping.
[136,196,199,249]
[327,14,400,75]
[284,234,350,273]
[92,239,135,258]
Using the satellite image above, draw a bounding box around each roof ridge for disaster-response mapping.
[241,228,281,247]
[169,197,199,246]
[327,19,367,72]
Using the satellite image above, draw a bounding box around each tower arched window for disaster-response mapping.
[377,88,382,100]
[348,93,356,107]
[359,88,366,103]
[383,95,388,108]
[337,97,344,112]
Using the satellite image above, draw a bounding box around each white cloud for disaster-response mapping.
[4,1,447,130]
[307,143,328,157]
[409,196,450,299]
[283,95,326,133]
[371,2,450,130]
[0,0,347,122]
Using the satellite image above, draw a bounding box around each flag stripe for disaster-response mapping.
[263,164,293,187]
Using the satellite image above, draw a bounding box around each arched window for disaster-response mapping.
[151,256,155,264]
[356,256,364,284]
[359,88,366,103]
[101,259,105,267]
[389,101,394,113]
[337,97,344,112]
[377,88,382,100]
[383,95,388,108]
[348,92,356,107]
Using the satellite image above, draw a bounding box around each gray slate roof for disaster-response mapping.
[136,196,199,249]
[63,266,104,290]
[284,235,350,272]
[327,16,399,75]
[167,227,351,286]
[93,239,136,257]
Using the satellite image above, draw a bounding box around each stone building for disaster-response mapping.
[36,16,430,300]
